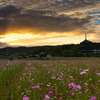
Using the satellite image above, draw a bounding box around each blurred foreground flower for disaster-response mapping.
[74,85,82,91]
[62,95,66,99]
[89,97,96,100]
[32,85,40,89]
[68,82,76,88]
[48,91,54,95]
[80,71,86,75]
[44,95,50,100]
[68,82,82,91]
[70,92,75,96]
[23,97,29,100]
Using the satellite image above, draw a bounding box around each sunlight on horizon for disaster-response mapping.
[0,32,96,47]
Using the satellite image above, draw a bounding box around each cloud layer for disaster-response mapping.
[0,0,98,12]
[0,5,94,36]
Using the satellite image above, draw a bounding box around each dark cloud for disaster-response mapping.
[0,0,98,13]
[0,5,21,17]
[0,5,93,35]
[0,18,10,35]
[0,5,21,34]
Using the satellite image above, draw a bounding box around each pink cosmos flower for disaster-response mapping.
[32,85,40,89]
[70,92,75,96]
[68,82,76,89]
[23,97,29,100]
[75,85,82,90]
[91,84,94,88]
[89,97,97,100]
[66,74,69,76]
[84,83,89,85]
[50,88,53,91]
[85,89,88,94]
[44,95,50,100]
[51,76,56,79]
[80,71,86,75]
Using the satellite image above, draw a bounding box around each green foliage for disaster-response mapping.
[0,43,100,57]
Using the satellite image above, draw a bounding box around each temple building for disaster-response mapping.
[80,33,93,54]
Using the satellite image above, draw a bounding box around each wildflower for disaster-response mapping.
[10,96,12,98]
[74,85,82,90]
[32,85,40,89]
[44,95,50,100]
[48,92,54,95]
[50,88,53,91]
[62,95,66,99]
[56,95,61,99]
[80,71,86,75]
[89,97,96,100]
[66,74,69,76]
[51,76,56,79]
[83,69,89,72]
[97,73,100,75]
[91,84,94,88]
[68,82,76,88]
[23,97,29,100]
[53,84,56,86]
[47,84,50,87]
[79,91,82,95]
[84,83,88,85]
[85,89,88,94]
[77,85,82,90]
[70,92,75,96]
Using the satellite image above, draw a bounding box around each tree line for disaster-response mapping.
[0,43,100,57]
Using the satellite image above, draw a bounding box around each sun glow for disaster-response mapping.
[0,32,95,47]
[0,33,40,42]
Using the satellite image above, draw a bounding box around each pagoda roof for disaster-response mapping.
[80,39,92,44]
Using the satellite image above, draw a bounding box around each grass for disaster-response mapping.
[0,58,100,100]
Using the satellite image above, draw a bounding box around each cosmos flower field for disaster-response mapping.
[0,58,100,100]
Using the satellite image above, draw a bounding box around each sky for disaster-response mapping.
[0,0,100,48]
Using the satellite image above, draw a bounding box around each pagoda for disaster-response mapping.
[80,33,93,53]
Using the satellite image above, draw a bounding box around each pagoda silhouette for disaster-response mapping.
[80,33,93,54]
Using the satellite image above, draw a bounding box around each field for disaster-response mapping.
[0,58,100,100]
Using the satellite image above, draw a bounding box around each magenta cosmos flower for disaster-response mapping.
[89,97,96,100]
[66,74,69,76]
[62,95,66,99]
[32,85,40,89]
[56,95,61,99]
[53,84,56,86]
[50,88,53,91]
[48,91,54,95]
[23,97,29,100]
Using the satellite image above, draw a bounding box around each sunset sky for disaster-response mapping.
[0,0,100,48]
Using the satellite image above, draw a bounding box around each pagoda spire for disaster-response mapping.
[85,33,87,40]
